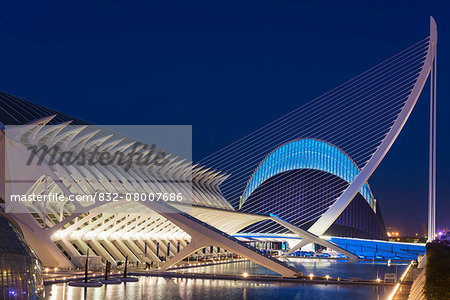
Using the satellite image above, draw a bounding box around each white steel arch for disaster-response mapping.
[308,17,438,236]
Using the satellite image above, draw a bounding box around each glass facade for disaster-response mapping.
[0,213,44,299]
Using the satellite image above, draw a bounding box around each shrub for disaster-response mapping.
[424,241,450,300]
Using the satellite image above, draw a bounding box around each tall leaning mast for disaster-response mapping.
[428,16,437,243]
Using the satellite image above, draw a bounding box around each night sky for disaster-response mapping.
[0,1,448,235]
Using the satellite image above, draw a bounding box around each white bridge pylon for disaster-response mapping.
[308,17,438,237]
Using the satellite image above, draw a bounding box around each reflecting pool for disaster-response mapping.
[45,277,392,300]
[184,258,408,280]
[45,259,403,299]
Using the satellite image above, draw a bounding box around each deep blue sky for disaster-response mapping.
[0,1,448,235]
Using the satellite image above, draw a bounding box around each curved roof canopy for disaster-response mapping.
[240,138,375,210]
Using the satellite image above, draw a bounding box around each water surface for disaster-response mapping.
[45,259,401,299]
[184,258,407,280]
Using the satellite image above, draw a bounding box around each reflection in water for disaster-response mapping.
[46,259,401,300]
[46,277,390,300]
[183,258,406,280]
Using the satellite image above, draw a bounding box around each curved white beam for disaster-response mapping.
[308,17,437,236]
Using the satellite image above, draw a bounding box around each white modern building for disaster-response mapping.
[0,18,437,278]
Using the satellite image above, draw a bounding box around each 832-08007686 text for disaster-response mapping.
[9,192,185,203]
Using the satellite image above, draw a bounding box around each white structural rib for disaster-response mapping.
[308,17,438,236]
[268,215,358,259]
[141,202,300,277]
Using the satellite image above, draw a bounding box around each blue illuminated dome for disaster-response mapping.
[239,139,387,240]
[240,139,375,209]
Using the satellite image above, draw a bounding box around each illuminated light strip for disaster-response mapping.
[387,260,414,300]
[399,260,414,282]
[386,283,400,300]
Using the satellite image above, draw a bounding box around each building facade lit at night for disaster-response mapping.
[0,13,442,300]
